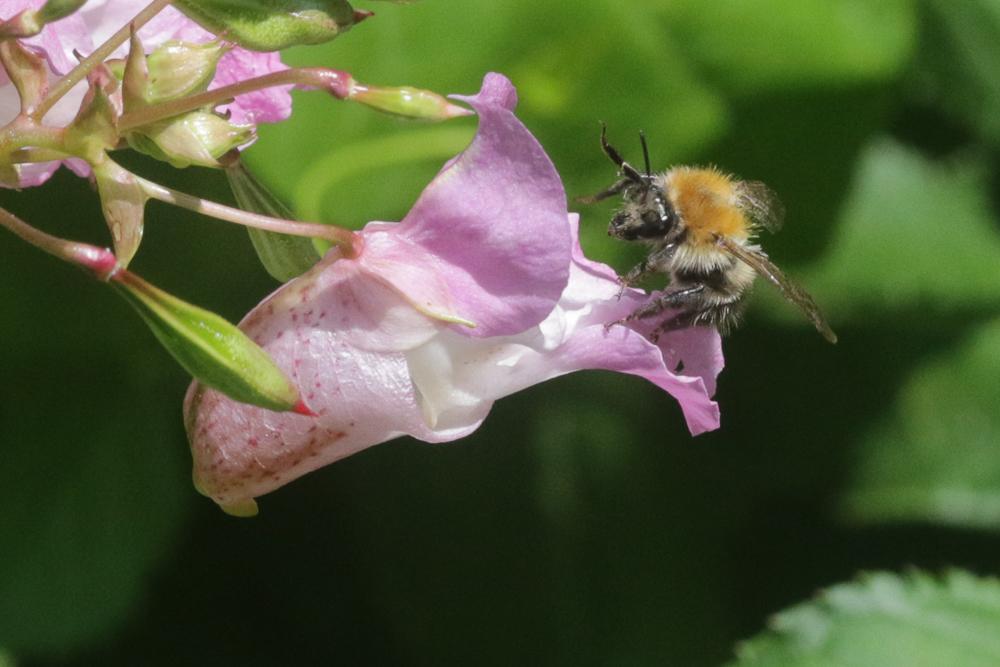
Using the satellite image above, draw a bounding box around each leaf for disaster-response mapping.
[839,317,1000,530]
[911,0,1000,144]
[0,353,190,656]
[226,161,321,282]
[246,0,728,225]
[110,270,302,412]
[173,0,362,51]
[730,570,1000,667]
[659,0,918,93]
[781,138,1000,325]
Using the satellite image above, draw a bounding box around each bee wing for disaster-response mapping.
[716,236,838,343]
[736,180,785,233]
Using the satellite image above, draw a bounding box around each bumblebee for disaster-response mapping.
[582,125,837,344]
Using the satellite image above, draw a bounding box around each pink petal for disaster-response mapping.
[185,250,481,508]
[394,73,571,337]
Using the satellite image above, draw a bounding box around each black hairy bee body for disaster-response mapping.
[582,125,837,344]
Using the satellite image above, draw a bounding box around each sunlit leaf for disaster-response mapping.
[730,570,1000,667]
[776,138,1000,326]
[173,0,362,51]
[659,0,917,93]
[839,317,1000,530]
[911,0,1000,144]
[248,0,728,225]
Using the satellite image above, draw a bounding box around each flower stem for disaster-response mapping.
[8,147,72,163]
[118,68,354,132]
[135,175,362,256]
[30,0,175,121]
[0,206,118,278]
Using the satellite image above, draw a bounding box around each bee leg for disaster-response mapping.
[617,243,678,299]
[648,310,703,343]
[605,284,705,330]
[576,179,628,205]
[649,300,746,342]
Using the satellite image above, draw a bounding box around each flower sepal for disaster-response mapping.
[0,39,49,114]
[92,158,148,265]
[63,66,121,163]
[112,270,306,414]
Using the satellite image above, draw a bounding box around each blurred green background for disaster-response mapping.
[3,0,1000,664]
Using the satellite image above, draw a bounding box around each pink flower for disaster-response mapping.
[0,0,290,186]
[184,73,723,515]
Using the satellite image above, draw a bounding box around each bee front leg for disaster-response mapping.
[605,284,705,330]
[577,179,628,205]
[616,243,678,299]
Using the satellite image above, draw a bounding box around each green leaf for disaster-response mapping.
[226,161,321,282]
[839,317,1000,530]
[0,354,190,656]
[911,0,1000,144]
[730,570,1000,667]
[111,270,301,412]
[659,0,917,93]
[247,0,728,225]
[173,0,362,51]
[782,138,1000,325]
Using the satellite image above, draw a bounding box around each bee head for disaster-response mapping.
[609,184,678,241]
[595,125,679,242]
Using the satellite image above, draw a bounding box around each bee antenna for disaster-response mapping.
[599,122,644,183]
[639,131,651,176]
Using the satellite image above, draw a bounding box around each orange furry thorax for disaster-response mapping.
[664,167,750,246]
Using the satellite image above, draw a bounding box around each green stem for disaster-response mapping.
[135,175,362,256]
[118,68,354,132]
[8,147,72,164]
[0,206,118,278]
[30,0,175,121]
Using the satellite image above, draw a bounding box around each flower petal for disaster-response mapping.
[185,249,485,509]
[406,215,722,436]
[393,72,571,336]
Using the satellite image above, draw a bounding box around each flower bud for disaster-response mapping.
[124,31,227,109]
[127,112,254,168]
[350,84,472,120]
[0,0,86,38]
[173,0,362,51]
[110,270,305,414]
